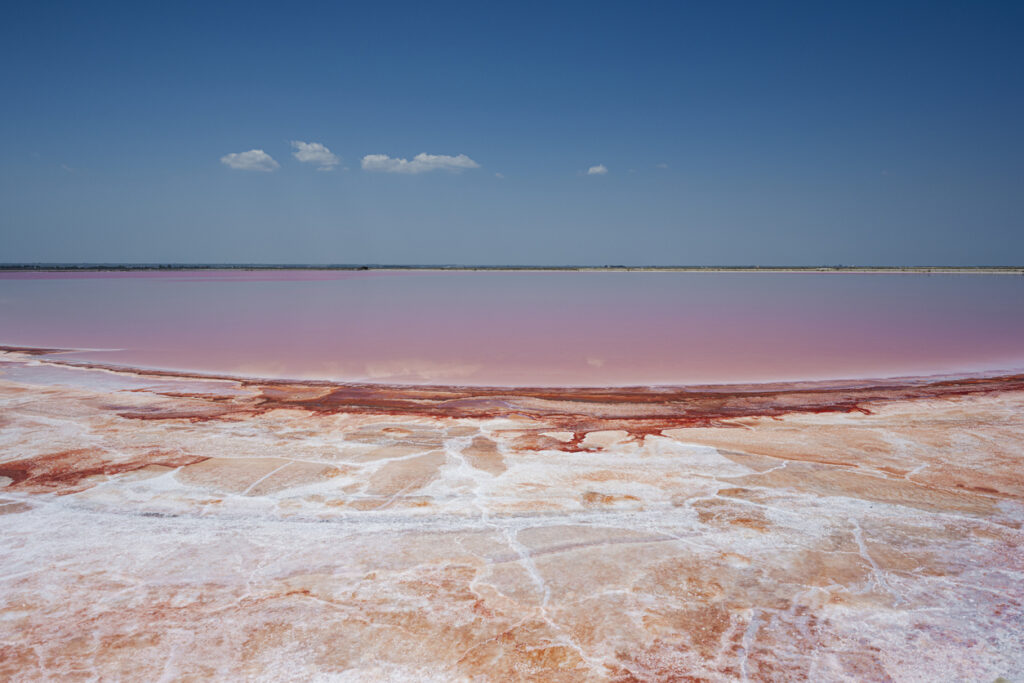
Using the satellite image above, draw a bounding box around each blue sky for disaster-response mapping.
[1,1,1022,265]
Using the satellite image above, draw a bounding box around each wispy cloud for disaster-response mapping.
[656,162,669,169]
[587,164,608,175]
[220,149,279,172]
[361,153,480,174]
[291,141,339,171]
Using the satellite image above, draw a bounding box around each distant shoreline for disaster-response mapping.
[1,264,1022,274]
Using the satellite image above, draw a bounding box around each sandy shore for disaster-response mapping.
[1,348,1022,680]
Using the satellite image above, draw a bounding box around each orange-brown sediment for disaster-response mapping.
[0,347,1022,680]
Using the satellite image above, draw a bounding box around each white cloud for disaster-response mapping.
[220,149,279,172]
[495,172,504,179]
[656,162,669,169]
[291,141,340,170]
[361,152,480,174]
[587,164,608,175]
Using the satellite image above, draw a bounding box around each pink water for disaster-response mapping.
[1,270,1023,386]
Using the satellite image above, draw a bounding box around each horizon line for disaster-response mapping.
[1,263,1023,273]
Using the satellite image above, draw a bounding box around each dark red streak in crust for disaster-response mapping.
[250,374,1024,437]
[5,346,1023,442]
[0,449,208,495]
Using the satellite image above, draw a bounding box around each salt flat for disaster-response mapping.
[1,349,1022,681]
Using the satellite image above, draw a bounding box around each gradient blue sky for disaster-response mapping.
[1,1,1022,265]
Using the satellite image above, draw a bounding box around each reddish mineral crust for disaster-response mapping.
[0,348,1022,680]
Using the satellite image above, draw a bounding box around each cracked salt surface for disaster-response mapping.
[1,352,1023,680]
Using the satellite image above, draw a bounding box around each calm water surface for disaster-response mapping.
[1,270,1023,386]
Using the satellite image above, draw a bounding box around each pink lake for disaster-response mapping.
[1,270,1023,386]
